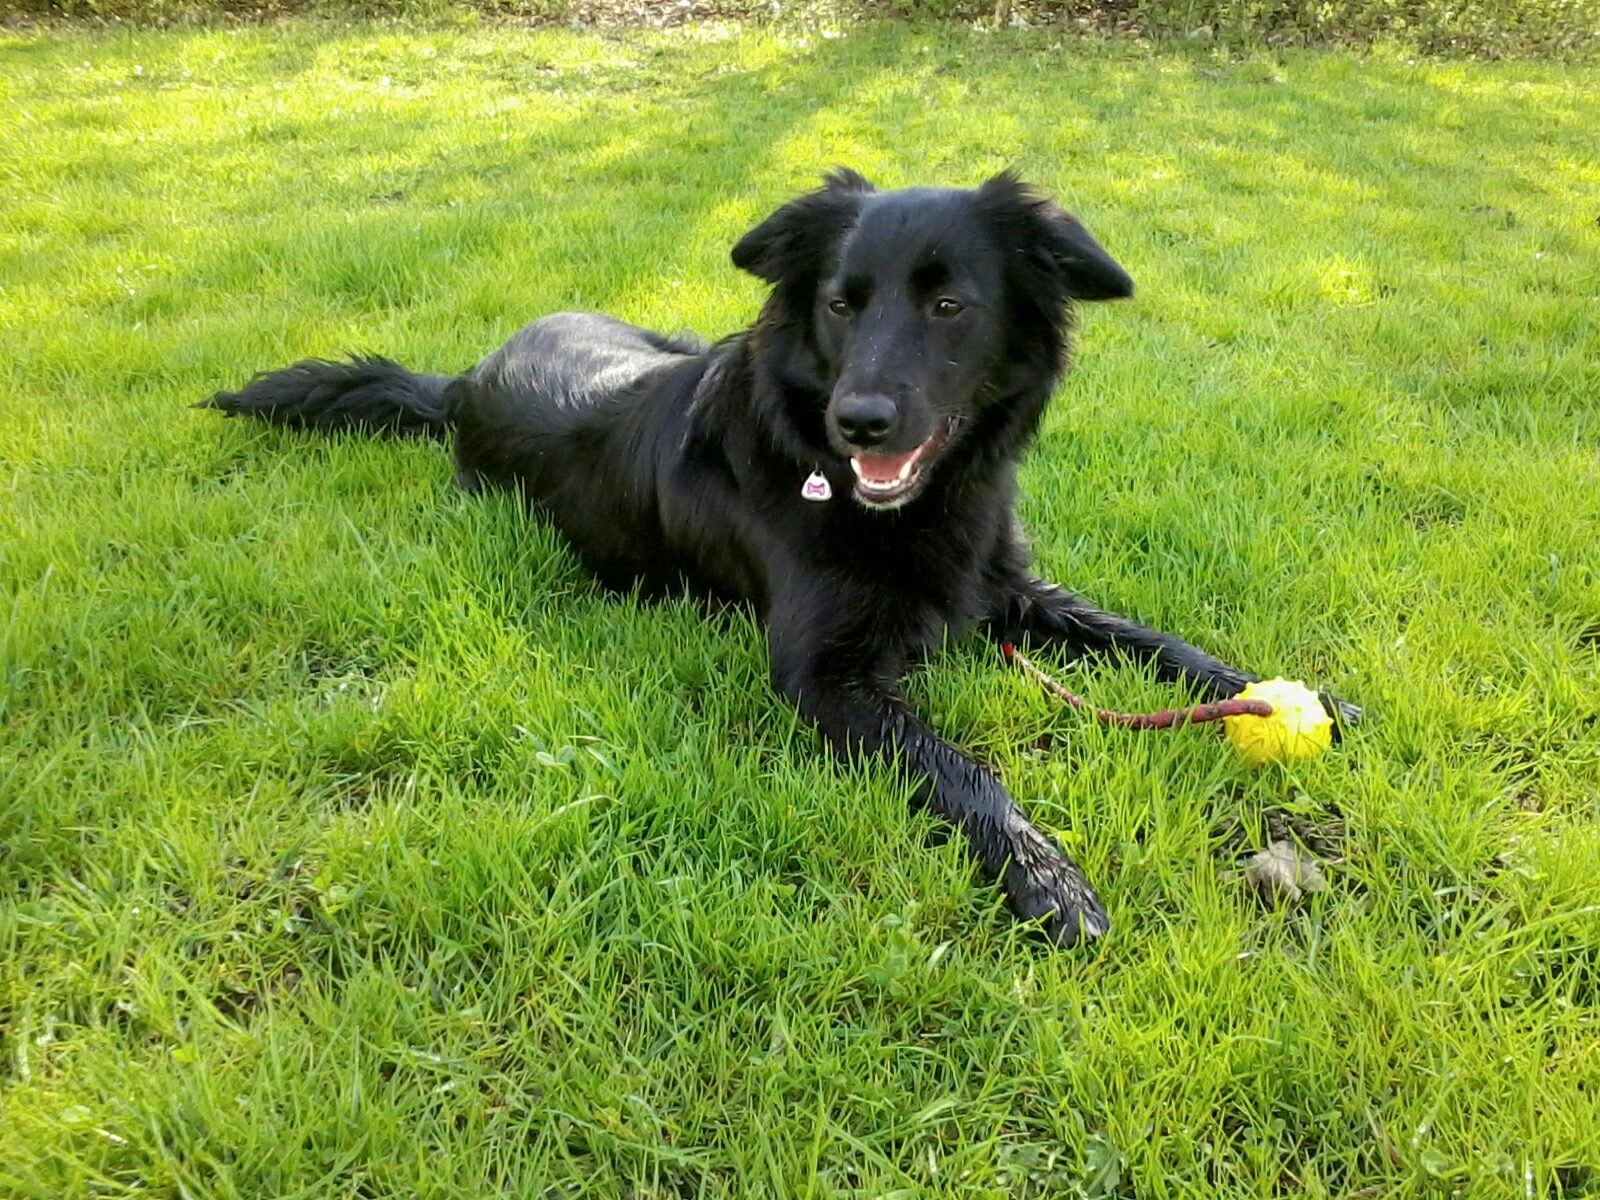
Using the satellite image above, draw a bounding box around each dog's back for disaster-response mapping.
[449,312,740,594]
[461,313,697,418]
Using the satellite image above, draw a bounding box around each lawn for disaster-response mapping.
[1,18,1598,1199]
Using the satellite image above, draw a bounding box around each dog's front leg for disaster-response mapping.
[990,575,1362,727]
[770,640,1109,947]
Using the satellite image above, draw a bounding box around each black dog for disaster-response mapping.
[202,169,1355,946]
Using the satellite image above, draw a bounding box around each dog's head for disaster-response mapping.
[733,169,1133,511]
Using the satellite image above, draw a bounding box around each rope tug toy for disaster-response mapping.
[1000,643,1334,766]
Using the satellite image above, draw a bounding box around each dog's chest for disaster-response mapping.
[812,505,1001,652]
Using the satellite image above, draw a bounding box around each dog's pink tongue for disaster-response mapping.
[854,450,917,483]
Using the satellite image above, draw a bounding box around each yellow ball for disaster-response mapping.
[1223,678,1334,766]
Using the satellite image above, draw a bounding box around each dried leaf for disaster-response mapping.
[1244,840,1329,905]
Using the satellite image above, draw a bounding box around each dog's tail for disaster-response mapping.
[197,355,457,438]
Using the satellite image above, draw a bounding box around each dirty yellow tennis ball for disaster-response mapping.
[1224,678,1334,766]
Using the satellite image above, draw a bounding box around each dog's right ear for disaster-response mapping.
[731,168,874,286]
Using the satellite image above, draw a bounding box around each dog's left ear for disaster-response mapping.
[732,168,875,286]
[978,171,1134,302]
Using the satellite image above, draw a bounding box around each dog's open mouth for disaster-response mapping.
[848,418,960,509]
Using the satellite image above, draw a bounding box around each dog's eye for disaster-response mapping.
[827,298,852,317]
[931,298,964,318]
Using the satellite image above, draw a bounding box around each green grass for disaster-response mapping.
[2,20,1598,1199]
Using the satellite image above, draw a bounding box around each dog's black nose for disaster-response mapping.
[833,393,897,448]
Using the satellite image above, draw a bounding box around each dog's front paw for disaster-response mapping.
[1319,692,1363,736]
[1002,826,1109,948]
